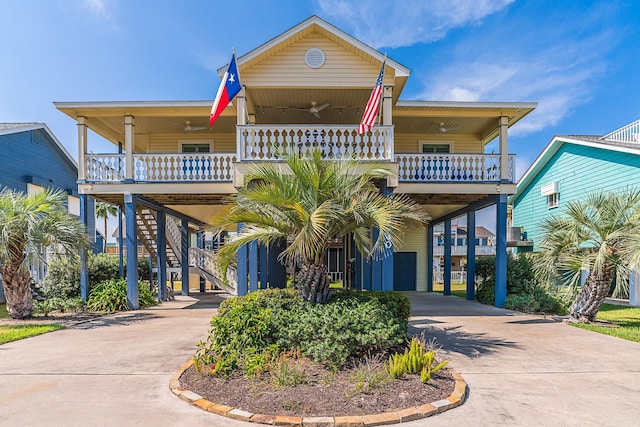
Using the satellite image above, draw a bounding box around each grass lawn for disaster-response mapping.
[432,282,468,299]
[0,324,65,345]
[572,304,640,343]
[0,303,8,319]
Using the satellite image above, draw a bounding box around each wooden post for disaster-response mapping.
[124,115,135,182]
[499,116,509,182]
[77,116,87,182]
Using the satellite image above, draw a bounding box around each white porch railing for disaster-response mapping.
[395,153,515,182]
[434,271,467,284]
[133,153,236,182]
[84,153,237,183]
[433,245,496,256]
[602,119,640,143]
[86,154,125,182]
[237,125,394,161]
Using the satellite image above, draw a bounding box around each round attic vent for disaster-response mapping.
[305,48,325,68]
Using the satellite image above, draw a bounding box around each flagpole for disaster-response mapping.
[376,54,387,128]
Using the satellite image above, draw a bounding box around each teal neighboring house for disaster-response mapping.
[510,118,640,305]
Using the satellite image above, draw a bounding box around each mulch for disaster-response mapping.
[180,362,455,417]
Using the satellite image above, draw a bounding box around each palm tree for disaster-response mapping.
[0,188,88,319]
[209,151,429,303]
[95,201,118,253]
[534,190,640,322]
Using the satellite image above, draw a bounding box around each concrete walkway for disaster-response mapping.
[0,292,639,426]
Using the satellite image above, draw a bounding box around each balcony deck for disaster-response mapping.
[81,125,515,186]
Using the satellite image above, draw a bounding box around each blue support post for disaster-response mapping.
[124,193,139,309]
[466,211,476,300]
[267,239,287,288]
[197,231,205,293]
[371,228,382,291]
[362,253,372,291]
[249,241,258,292]
[427,224,434,292]
[381,184,394,291]
[259,244,268,289]
[156,210,167,302]
[236,223,248,296]
[181,219,189,296]
[495,194,508,307]
[79,194,89,301]
[444,219,452,296]
[118,206,124,278]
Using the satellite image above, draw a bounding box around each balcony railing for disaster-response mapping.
[85,153,237,183]
[237,125,394,161]
[602,118,640,144]
[133,153,236,182]
[395,153,515,182]
[433,245,496,256]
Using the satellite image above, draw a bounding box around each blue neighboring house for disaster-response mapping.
[0,123,98,302]
[510,118,640,306]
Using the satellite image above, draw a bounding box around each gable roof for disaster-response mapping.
[513,132,640,203]
[230,16,410,77]
[0,122,77,169]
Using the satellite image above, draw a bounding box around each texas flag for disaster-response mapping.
[209,53,242,127]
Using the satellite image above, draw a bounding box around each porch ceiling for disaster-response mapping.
[55,100,536,147]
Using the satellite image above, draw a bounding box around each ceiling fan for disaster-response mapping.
[184,121,208,132]
[292,101,330,118]
[433,122,460,134]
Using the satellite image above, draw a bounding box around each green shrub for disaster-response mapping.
[475,254,566,314]
[193,288,410,375]
[504,294,540,313]
[87,278,156,313]
[44,254,152,299]
[33,296,86,316]
[43,256,80,299]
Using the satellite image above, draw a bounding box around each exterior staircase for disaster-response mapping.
[134,207,237,294]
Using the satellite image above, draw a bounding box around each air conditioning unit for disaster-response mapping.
[540,181,559,196]
[508,227,522,242]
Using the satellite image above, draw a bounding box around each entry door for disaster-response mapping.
[394,252,416,291]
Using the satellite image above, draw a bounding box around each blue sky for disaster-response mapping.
[1,0,639,231]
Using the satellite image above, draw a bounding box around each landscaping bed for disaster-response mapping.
[180,361,455,417]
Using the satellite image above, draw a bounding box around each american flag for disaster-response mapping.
[357,61,385,135]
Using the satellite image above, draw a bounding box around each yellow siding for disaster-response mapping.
[146,134,236,153]
[394,134,484,154]
[397,227,427,292]
[243,33,393,87]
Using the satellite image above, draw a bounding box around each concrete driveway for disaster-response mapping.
[0,292,639,426]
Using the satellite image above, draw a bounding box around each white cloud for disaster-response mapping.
[419,21,615,136]
[82,0,110,20]
[315,0,514,48]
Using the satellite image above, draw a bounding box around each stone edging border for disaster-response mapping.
[170,359,467,426]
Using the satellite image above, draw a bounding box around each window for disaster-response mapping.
[547,193,559,209]
[422,143,450,153]
[181,143,210,153]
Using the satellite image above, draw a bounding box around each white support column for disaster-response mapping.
[383,86,392,126]
[124,115,135,182]
[77,116,88,182]
[499,116,509,181]
[237,87,247,125]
